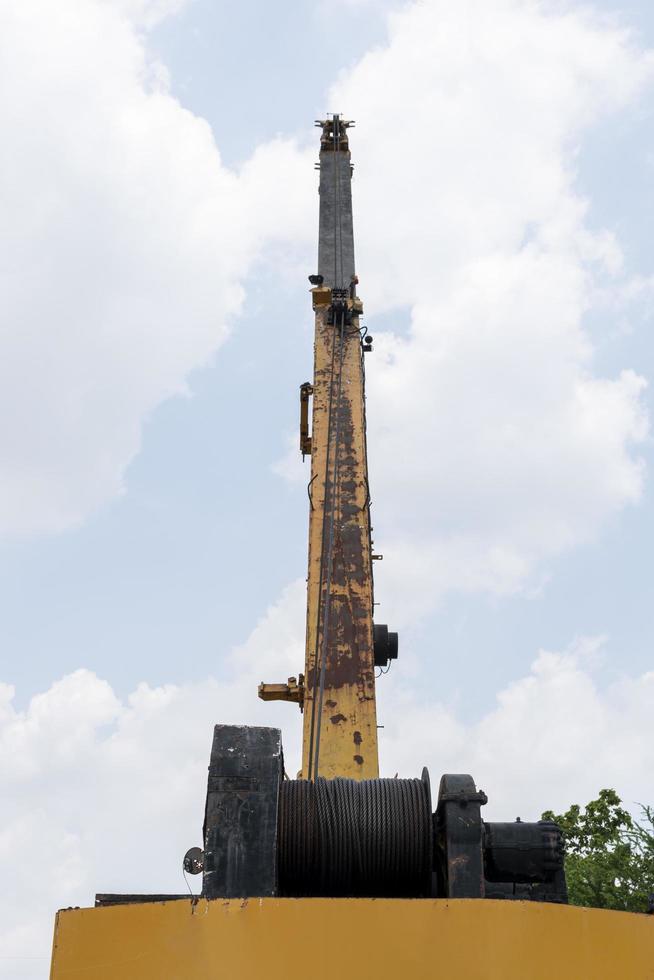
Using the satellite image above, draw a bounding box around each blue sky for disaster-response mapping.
[3,0,652,709]
[1,0,654,973]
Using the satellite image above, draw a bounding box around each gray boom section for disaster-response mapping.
[317,150,355,290]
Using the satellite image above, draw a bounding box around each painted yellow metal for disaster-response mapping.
[50,897,654,979]
[258,675,304,704]
[260,123,378,779]
[301,296,378,780]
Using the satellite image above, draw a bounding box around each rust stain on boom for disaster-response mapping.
[301,118,378,779]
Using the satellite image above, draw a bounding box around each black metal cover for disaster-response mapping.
[483,820,564,884]
[202,725,283,899]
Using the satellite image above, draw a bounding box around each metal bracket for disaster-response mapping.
[311,286,332,310]
[435,774,487,898]
[300,383,313,458]
[329,288,352,325]
[315,115,354,151]
[258,675,305,709]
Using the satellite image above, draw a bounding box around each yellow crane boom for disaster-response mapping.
[260,117,395,779]
[302,117,378,779]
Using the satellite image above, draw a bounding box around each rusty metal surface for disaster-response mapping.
[435,774,487,898]
[302,307,378,778]
[302,128,378,779]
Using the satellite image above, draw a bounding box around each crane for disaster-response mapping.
[50,117,654,980]
[259,115,384,783]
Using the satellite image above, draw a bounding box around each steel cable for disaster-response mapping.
[307,116,347,779]
[305,308,341,780]
[311,308,346,780]
[278,777,432,897]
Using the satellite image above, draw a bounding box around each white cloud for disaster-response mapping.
[110,0,191,29]
[378,634,654,821]
[2,2,654,969]
[0,579,305,978]
[1,582,652,975]
[277,0,654,619]
[0,0,313,537]
[335,0,653,309]
[3,0,652,623]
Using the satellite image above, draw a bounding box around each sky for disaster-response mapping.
[1,0,654,974]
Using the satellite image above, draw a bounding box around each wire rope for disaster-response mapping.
[306,115,345,779]
[278,777,432,897]
[312,309,346,780]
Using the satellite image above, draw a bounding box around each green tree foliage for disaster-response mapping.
[542,789,654,912]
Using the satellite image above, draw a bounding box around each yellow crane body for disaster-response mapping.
[51,897,654,979]
[49,116,653,977]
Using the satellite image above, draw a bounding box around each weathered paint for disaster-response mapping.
[202,725,282,899]
[302,125,378,779]
[50,898,654,979]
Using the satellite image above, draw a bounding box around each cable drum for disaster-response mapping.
[278,773,433,897]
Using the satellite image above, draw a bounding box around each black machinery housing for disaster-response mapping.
[200,725,567,903]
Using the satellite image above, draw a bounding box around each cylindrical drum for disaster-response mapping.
[278,774,433,897]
